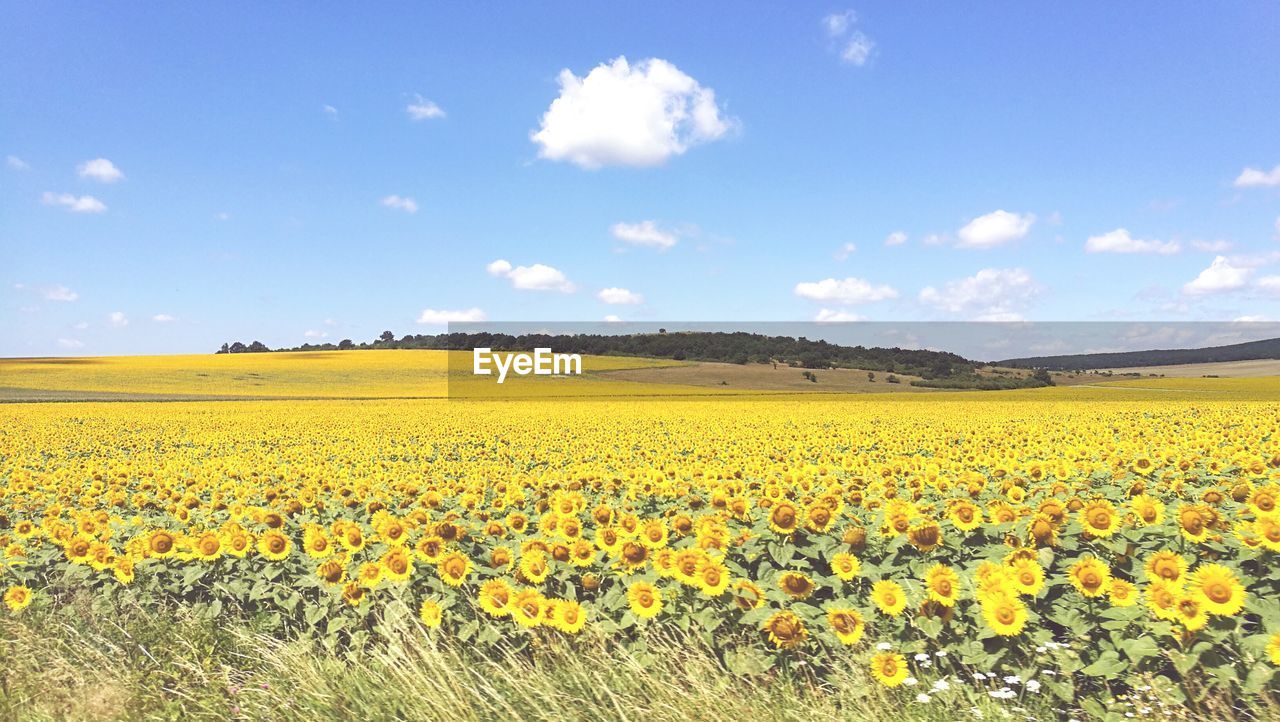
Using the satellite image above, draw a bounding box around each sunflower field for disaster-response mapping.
[3,380,1280,718]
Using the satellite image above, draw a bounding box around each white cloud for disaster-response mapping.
[41,191,107,213]
[956,210,1035,249]
[416,307,487,324]
[1234,315,1274,323]
[1257,276,1280,295]
[597,287,644,305]
[406,94,446,121]
[919,267,1040,320]
[884,231,907,247]
[794,277,898,305]
[77,158,124,183]
[303,329,329,339]
[1275,216,1280,239]
[1233,165,1280,188]
[1192,239,1232,253]
[814,308,864,323]
[611,220,678,250]
[486,259,575,292]
[1182,256,1250,295]
[1084,228,1180,255]
[603,314,624,323]
[6,155,29,170]
[72,321,89,330]
[42,284,79,302]
[823,10,875,66]
[107,311,129,327]
[152,314,177,322]
[530,56,732,169]
[57,338,84,349]
[380,195,419,213]
[834,242,857,261]
[214,211,231,221]
[322,104,338,117]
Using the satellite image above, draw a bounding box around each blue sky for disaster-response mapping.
[3,3,1279,356]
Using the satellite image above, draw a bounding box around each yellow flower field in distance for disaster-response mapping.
[3,354,1280,714]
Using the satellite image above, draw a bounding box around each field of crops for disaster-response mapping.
[3,354,1280,719]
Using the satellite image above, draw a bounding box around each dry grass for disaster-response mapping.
[1089,359,1280,378]
[599,361,939,393]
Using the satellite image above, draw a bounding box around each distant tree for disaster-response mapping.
[658,328,667,334]
[1031,368,1054,386]
[248,341,269,353]
[867,372,876,382]
[338,339,355,350]
[886,374,900,384]
[218,343,230,354]
[229,341,247,354]
[379,331,395,343]
[802,371,817,383]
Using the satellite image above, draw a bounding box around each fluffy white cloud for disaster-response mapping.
[794,277,898,305]
[6,155,29,170]
[42,191,106,213]
[597,287,644,305]
[813,308,864,323]
[303,329,329,339]
[406,95,445,121]
[834,242,857,261]
[603,314,623,323]
[530,57,732,169]
[380,195,419,213]
[1233,315,1273,323]
[43,284,79,302]
[416,307,487,324]
[918,268,1040,319]
[1233,165,1280,188]
[486,259,575,292]
[1256,276,1280,295]
[152,314,177,322]
[107,311,129,327]
[1084,228,1180,255]
[884,231,907,247]
[1182,256,1250,295]
[77,158,124,183]
[57,338,84,349]
[322,104,338,117]
[956,210,1035,249]
[1192,239,1232,253]
[823,10,875,66]
[611,220,678,250]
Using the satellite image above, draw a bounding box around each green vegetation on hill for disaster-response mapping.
[999,336,1280,371]
[218,331,1053,388]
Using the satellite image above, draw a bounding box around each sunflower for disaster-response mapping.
[1068,557,1111,597]
[1249,485,1279,516]
[617,541,649,572]
[1177,504,1210,543]
[1009,559,1045,597]
[805,503,836,533]
[1027,513,1058,547]
[672,549,705,586]
[1254,516,1280,553]
[380,547,414,583]
[414,534,445,563]
[146,529,177,558]
[924,564,960,607]
[1129,494,1165,526]
[341,582,366,607]
[316,558,346,586]
[981,592,1028,636]
[627,581,663,619]
[1144,550,1188,584]
[3,585,32,613]
[1188,563,1246,616]
[477,579,513,618]
[830,552,861,581]
[511,588,544,628]
[418,598,443,628]
[731,579,765,611]
[779,571,816,601]
[257,530,291,561]
[871,579,908,616]
[1079,499,1121,538]
[1108,578,1138,607]
[569,539,596,567]
[826,607,865,645]
[697,559,731,597]
[548,599,587,634]
[113,556,136,585]
[762,610,808,650]
[302,527,334,559]
[868,652,909,687]
[1145,578,1183,621]
[1268,632,1280,666]
[1176,595,1208,632]
[192,531,222,561]
[438,551,473,587]
[906,520,943,552]
[769,500,800,535]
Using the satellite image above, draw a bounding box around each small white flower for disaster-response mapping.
[935,649,948,657]
[969,707,984,719]
[1003,675,1021,685]
[903,676,918,686]
[1035,645,1048,653]
[932,679,951,692]
[1040,669,1056,676]
[915,653,931,661]
[1025,679,1042,693]
[916,693,932,703]
[975,672,988,680]
[876,642,892,651]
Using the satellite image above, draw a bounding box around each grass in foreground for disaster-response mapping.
[0,599,1128,722]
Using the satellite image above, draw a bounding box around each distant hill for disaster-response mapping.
[999,337,1280,371]
[219,331,1054,390]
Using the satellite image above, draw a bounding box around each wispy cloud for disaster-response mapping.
[406,94,445,121]
[42,191,107,213]
[380,195,419,213]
